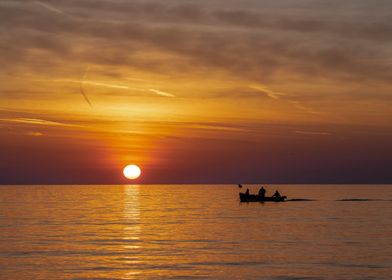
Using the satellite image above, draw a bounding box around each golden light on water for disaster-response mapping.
[123,164,142,180]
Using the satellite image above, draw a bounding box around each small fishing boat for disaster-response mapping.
[239,193,287,202]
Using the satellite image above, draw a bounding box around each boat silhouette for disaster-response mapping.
[239,192,287,202]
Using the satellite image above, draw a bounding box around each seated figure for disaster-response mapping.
[272,190,281,198]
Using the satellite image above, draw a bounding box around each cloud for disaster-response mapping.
[248,85,286,100]
[288,100,323,115]
[149,89,175,97]
[34,78,130,90]
[82,81,129,90]
[1,0,392,126]
[27,131,44,137]
[1,0,392,84]
[0,117,83,128]
[295,130,332,136]
[33,1,71,17]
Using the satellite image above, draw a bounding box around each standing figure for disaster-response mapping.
[258,186,266,198]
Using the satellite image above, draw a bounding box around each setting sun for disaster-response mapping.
[123,164,141,180]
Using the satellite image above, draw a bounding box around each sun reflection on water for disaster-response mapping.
[121,185,142,279]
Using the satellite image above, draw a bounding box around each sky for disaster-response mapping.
[1,0,392,184]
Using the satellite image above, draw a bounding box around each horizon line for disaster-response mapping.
[1,183,392,186]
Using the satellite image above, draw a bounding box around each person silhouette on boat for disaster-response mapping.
[245,188,250,195]
[258,186,266,198]
[272,190,281,198]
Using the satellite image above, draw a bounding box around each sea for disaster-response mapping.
[0,184,391,280]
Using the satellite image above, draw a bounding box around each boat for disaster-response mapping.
[239,192,287,202]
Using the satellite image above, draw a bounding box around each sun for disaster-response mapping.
[123,164,141,180]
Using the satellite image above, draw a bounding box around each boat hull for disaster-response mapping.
[239,193,287,202]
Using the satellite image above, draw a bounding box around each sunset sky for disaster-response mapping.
[1,0,392,184]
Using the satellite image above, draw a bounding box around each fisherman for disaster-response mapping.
[258,186,266,198]
[272,190,281,198]
[245,188,250,195]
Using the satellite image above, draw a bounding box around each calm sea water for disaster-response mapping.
[0,185,391,280]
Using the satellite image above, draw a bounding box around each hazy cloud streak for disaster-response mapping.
[149,89,175,97]
[33,0,72,17]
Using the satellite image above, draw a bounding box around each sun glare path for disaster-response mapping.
[123,164,142,180]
